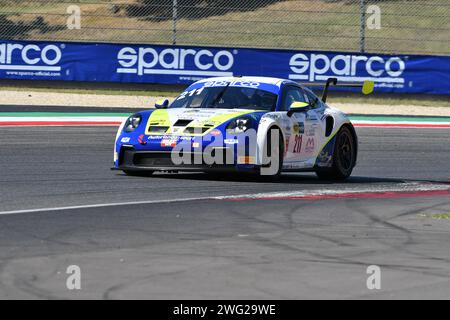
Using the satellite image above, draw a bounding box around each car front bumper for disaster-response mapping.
[113,147,259,173]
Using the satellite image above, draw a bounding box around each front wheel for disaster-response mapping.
[316,126,356,180]
[259,128,284,180]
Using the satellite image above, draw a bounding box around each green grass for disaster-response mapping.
[0,0,448,55]
[430,214,450,220]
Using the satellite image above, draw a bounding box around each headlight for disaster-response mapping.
[124,114,142,132]
[226,117,252,134]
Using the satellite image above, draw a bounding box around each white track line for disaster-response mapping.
[0,182,449,216]
[0,196,214,216]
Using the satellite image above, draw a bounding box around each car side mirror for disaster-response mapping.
[155,99,169,109]
[287,102,310,117]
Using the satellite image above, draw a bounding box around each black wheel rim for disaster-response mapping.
[337,131,353,170]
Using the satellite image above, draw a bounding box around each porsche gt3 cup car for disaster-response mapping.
[113,76,373,180]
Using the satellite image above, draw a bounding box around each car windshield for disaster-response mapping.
[169,86,278,111]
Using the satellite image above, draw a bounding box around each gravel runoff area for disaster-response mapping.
[1,90,449,117]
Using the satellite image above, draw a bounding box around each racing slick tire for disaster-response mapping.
[123,170,154,177]
[259,127,284,180]
[315,126,356,181]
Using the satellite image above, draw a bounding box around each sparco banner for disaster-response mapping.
[0,40,449,94]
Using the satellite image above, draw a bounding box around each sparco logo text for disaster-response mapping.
[288,53,406,85]
[0,43,62,71]
[117,47,234,77]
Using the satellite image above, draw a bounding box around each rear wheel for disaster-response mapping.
[316,126,356,180]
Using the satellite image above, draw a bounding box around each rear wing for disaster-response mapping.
[300,78,375,103]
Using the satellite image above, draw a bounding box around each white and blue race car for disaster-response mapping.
[113,76,373,180]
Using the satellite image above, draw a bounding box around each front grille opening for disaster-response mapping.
[126,151,235,168]
[134,152,172,166]
[148,126,170,133]
[174,119,193,127]
[119,147,135,166]
[133,152,199,166]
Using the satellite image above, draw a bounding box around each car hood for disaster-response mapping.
[144,108,261,136]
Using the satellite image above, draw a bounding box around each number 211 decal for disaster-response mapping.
[293,135,302,153]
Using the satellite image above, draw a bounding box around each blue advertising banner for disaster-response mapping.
[0,40,449,94]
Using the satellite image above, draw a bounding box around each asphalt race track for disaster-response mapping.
[0,125,449,299]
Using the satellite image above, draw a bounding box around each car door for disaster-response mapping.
[303,88,328,162]
[279,85,328,169]
[300,89,327,165]
[278,85,310,168]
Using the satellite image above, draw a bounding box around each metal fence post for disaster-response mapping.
[172,0,178,45]
[359,0,366,53]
